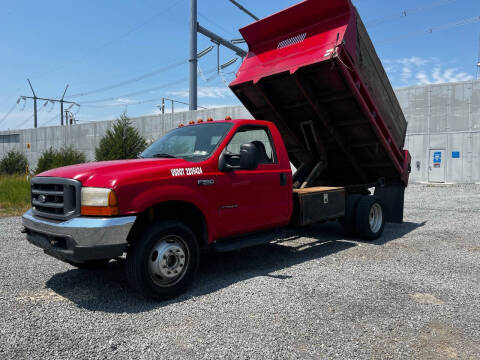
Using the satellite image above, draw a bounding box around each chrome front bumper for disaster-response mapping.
[22,209,136,262]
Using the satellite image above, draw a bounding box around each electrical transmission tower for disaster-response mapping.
[20,79,79,128]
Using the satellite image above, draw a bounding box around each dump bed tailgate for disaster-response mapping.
[230,0,410,186]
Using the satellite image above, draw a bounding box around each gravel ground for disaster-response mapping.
[1,184,479,359]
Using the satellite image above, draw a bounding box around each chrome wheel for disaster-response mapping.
[369,203,383,234]
[148,235,189,287]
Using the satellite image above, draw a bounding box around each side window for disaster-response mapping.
[226,127,276,164]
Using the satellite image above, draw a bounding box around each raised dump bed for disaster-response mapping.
[230,0,411,187]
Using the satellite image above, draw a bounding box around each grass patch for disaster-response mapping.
[0,175,31,216]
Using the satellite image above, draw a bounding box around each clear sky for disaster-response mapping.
[0,0,479,130]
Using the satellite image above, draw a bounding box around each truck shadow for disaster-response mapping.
[45,220,425,313]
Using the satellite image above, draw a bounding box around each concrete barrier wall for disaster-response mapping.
[2,79,480,183]
[0,106,253,170]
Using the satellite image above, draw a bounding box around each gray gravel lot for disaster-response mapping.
[1,184,479,359]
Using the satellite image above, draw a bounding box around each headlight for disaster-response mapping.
[81,187,119,216]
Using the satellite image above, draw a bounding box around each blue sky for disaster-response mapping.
[0,0,478,130]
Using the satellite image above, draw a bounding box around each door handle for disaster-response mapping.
[198,179,215,186]
[280,173,287,186]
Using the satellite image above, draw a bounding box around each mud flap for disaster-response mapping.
[374,185,405,223]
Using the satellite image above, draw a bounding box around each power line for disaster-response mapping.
[68,59,189,98]
[43,113,61,126]
[198,12,238,37]
[0,98,20,127]
[20,80,79,128]
[366,0,458,27]
[16,113,35,129]
[32,0,186,80]
[376,15,480,45]
[78,66,218,105]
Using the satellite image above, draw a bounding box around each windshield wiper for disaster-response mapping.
[151,153,177,158]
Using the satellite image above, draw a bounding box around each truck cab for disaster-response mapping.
[22,119,297,299]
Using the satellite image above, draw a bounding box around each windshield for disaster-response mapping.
[140,122,233,161]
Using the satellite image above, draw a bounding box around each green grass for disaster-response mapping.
[0,175,31,216]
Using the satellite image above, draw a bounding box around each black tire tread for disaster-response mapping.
[125,220,199,300]
[355,195,385,241]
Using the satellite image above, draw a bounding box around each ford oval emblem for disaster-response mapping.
[38,194,47,203]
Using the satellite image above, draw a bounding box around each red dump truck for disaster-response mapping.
[22,0,410,300]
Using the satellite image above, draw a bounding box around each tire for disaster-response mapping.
[355,195,385,240]
[66,259,111,269]
[126,220,199,300]
[340,194,362,237]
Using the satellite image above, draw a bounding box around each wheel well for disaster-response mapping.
[128,201,208,249]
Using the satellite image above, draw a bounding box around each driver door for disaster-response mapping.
[216,125,290,238]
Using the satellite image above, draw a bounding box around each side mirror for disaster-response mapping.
[218,143,260,172]
[239,143,259,170]
[218,152,236,172]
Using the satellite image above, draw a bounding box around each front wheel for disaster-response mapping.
[126,220,199,300]
[355,196,385,240]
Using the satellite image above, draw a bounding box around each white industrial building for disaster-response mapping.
[396,79,480,183]
[1,79,479,184]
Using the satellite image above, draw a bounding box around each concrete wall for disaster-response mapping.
[0,106,253,171]
[2,79,479,183]
[396,79,480,183]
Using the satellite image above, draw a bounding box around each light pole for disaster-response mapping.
[189,0,198,111]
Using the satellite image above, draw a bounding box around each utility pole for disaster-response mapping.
[477,33,480,80]
[27,79,38,128]
[158,98,207,115]
[189,0,198,111]
[60,85,69,126]
[189,0,247,110]
[21,80,79,128]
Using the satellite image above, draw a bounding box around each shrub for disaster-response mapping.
[0,175,31,216]
[36,146,86,174]
[95,113,147,161]
[0,150,28,175]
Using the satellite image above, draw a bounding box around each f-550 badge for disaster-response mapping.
[170,167,203,177]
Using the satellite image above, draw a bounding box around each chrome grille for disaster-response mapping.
[31,177,81,220]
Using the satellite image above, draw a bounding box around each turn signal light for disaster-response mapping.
[207,117,213,122]
[197,119,204,123]
[81,188,119,216]
[189,120,195,125]
[178,123,184,128]
[225,116,232,120]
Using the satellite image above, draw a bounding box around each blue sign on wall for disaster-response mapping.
[433,151,442,164]
[452,151,460,158]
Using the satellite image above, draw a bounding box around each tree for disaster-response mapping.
[0,150,28,175]
[36,146,86,174]
[95,113,147,161]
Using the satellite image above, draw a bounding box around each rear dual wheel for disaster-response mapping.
[341,195,385,240]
